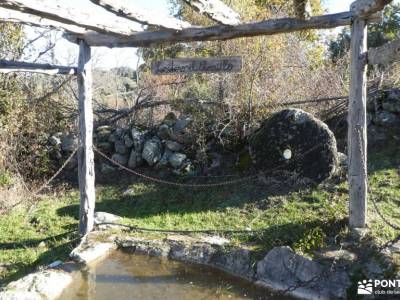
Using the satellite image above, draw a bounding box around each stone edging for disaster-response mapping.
[0,232,351,300]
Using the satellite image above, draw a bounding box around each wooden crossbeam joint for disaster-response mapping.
[351,0,393,18]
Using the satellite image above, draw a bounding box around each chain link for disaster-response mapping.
[94,142,324,188]
[0,148,78,214]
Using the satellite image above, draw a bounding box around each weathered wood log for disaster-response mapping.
[0,59,77,75]
[65,11,353,48]
[183,0,240,25]
[77,40,96,236]
[351,0,393,18]
[348,17,368,229]
[368,38,400,66]
[0,0,139,36]
[0,7,88,34]
[90,0,191,30]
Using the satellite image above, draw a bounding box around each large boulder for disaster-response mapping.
[142,138,162,166]
[256,246,350,299]
[249,109,338,183]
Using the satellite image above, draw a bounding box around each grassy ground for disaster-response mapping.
[0,138,399,286]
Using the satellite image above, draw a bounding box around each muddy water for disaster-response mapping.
[59,251,290,300]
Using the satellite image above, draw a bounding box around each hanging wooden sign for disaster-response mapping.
[151,56,242,75]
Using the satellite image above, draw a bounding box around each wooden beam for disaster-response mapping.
[348,17,368,229]
[183,0,240,25]
[0,59,77,75]
[0,0,139,36]
[90,0,191,30]
[65,11,353,48]
[351,0,393,18]
[368,39,400,65]
[77,40,96,237]
[0,7,87,34]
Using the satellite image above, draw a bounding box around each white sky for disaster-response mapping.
[26,0,395,69]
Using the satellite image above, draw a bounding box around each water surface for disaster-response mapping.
[59,250,289,300]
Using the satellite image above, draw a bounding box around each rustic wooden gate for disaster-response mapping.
[0,0,399,236]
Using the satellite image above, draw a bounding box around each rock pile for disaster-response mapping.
[48,113,195,175]
[367,89,400,144]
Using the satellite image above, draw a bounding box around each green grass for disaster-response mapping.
[1,138,399,286]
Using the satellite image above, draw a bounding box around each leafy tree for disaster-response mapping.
[329,3,400,62]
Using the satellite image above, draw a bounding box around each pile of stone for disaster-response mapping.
[48,113,195,175]
[367,89,400,142]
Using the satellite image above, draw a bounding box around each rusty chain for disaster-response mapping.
[0,148,78,214]
[94,141,324,188]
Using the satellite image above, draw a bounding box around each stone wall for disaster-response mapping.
[48,112,197,176]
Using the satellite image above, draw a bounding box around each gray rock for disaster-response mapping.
[211,248,254,280]
[97,142,113,152]
[48,261,63,268]
[169,153,187,169]
[48,136,61,146]
[128,150,139,169]
[171,132,193,145]
[115,140,128,154]
[131,128,145,152]
[249,109,338,183]
[163,112,178,127]
[373,110,400,127]
[157,124,172,140]
[1,270,73,300]
[115,127,126,138]
[108,133,118,143]
[96,125,112,132]
[256,246,350,300]
[111,154,128,166]
[70,239,115,264]
[96,130,112,142]
[94,212,121,225]
[173,116,192,133]
[165,140,183,152]
[156,149,173,169]
[60,134,78,152]
[100,163,116,174]
[142,138,162,166]
[124,135,134,148]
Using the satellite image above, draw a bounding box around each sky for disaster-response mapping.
[26,0,380,69]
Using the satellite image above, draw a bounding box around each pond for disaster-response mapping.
[58,250,290,300]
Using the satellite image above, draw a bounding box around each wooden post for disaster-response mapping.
[348,17,368,228]
[77,40,95,236]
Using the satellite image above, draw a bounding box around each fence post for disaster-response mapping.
[77,39,95,236]
[348,16,368,229]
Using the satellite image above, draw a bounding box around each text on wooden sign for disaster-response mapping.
[151,56,242,75]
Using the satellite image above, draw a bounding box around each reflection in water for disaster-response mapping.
[59,251,288,300]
